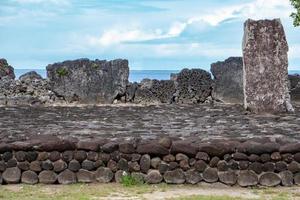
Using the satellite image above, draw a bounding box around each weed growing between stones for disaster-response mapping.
[121,174,144,187]
[56,68,68,77]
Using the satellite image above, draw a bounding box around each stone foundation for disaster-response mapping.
[1,136,300,186]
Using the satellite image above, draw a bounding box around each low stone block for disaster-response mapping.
[76,169,95,183]
[145,170,163,184]
[2,167,21,184]
[259,172,281,187]
[95,167,114,183]
[21,170,38,184]
[237,170,258,187]
[163,169,185,184]
[58,169,77,184]
[38,170,57,184]
[202,167,218,183]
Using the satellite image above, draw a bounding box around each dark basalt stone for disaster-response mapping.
[137,142,169,156]
[102,142,119,153]
[19,71,43,83]
[218,171,237,186]
[0,59,15,80]
[76,141,99,152]
[173,68,213,104]
[119,142,136,154]
[58,169,77,185]
[185,169,202,184]
[211,57,243,103]
[76,169,95,183]
[202,167,218,183]
[259,172,281,187]
[46,59,129,104]
[38,170,57,184]
[145,170,163,184]
[163,169,185,184]
[95,167,114,183]
[2,167,21,184]
[140,154,151,173]
[21,170,38,184]
[237,170,258,187]
[171,141,197,157]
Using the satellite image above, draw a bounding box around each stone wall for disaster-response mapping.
[1,136,300,186]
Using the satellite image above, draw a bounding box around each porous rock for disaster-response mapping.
[259,172,281,187]
[95,167,114,183]
[242,19,293,113]
[237,170,258,187]
[76,169,95,183]
[2,167,21,184]
[218,171,237,186]
[38,170,57,184]
[173,68,213,103]
[202,167,218,183]
[145,170,163,184]
[58,169,77,184]
[46,59,129,104]
[163,169,185,184]
[21,170,38,184]
[185,169,202,184]
[0,58,15,79]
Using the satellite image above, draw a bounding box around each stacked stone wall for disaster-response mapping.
[1,137,300,186]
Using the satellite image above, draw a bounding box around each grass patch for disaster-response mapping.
[169,195,248,200]
[120,174,144,187]
[56,68,68,77]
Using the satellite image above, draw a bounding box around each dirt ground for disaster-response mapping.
[1,183,300,200]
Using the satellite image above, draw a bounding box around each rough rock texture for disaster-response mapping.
[242,19,293,113]
[173,69,213,104]
[289,74,300,102]
[0,59,15,79]
[0,71,55,105]
[211,57,243,103]
[134,79,175,104]
[46,58,129,104]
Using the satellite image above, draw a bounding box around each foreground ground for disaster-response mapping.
[0,183,300,200]
[0,102,300,142]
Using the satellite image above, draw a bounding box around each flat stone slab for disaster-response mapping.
[0,103,299,142]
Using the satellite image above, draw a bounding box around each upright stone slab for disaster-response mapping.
[242,19,293,113]
[211,57,243,103]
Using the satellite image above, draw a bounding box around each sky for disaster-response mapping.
[0,0,299,71]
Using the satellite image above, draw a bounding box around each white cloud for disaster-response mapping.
[289,44,300,59]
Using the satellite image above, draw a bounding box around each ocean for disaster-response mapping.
[14,69,300,83]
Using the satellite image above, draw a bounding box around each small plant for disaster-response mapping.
[56,68,68,77]
[120,173,143,187]
[91,63,99,69]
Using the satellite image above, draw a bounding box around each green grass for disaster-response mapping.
[56,68,68,77]
[120,174,144,187]
[0,184,299,200]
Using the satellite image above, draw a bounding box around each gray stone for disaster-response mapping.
[259,172,281,187]
[17,161,30,171]
[81,160,95,171]
[211,57,243,103]
[19,71,43,83]
[237,170,258,187]
[0,58,15,79]
[164,169,185,184]
[151,157,161,169]
[175,153,189,161]
[53,160,67,173]
[218,171,237,186]
[128,161,140,172]
[95,167,114,183]
[68,160,81,172]
[288,161,300,173]
[76,169,95,183]
[21,170,38,184]
[2,167,21,183]
[49,151,61,162]
[38,170,57,184]
[107,160,118,172]
[145,170,163,184]
[140,154,151,173]
[137,142,169,156]
[195,152,210,162]
[41,160,54,170]
[242,19,293,113]
[58,169,77,184]
[29,161,42,172]
[294,172,300,185]
[195,160,207,172]
[15,151,26,162]
[115,170,128,183]
[134,79,176,104]
[185,169,202,184]
[117,158,129,171]
[46,59,129,104]
[202,167,218,183]
[289,74,300,102]
[279,170,293,186]
[74,150,87,162]
[173,68,213,103]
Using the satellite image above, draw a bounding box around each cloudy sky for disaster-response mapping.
[0,0,299,70]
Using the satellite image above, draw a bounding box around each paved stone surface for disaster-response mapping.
[0,103,299,142]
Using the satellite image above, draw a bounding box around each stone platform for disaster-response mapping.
[0,103,300,143]
[0,103,300,186]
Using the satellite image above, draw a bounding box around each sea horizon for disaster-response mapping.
[14,69,300,83]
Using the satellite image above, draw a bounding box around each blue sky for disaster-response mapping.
[0,0,299,71]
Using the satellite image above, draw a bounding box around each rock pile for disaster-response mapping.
[127,69,213,104]
[289,74,300,102]
[0,136,300,186]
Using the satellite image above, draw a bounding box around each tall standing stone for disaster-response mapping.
[242,19,294,113]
